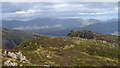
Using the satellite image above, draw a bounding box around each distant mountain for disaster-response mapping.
[2,27,41,49]
[2,18,118,36]
[80,19,118,34]
[2,18,100,29]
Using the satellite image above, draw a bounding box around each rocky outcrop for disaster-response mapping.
[15,52,30,63]
[4,60,18,66]
[8,52,18,59]
[3,50,30,66]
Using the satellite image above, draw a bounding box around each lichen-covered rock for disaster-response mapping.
[3,51,30,66]
[8,52,18,59]
[20,64,23,66]
[4,60,18,66]
[16,52,30,63]
[20,56,29,63]
[3,50,7,56]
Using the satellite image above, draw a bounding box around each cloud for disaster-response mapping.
[112,31,119,36]
[79,12,104,15]
[15,11,27,14]
[54,4,68,8]
[14,24,62,30]
[15,9,41,14]
[2,2,118,21]
[14,25,41,30]
[53,24,62,27]
[80,19,94,27]
[54,4,83,8]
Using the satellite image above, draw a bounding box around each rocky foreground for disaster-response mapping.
[2,50,30,66]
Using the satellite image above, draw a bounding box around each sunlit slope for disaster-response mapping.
[13,34,118,66]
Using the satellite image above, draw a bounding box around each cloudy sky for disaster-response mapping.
[2,2,118,21]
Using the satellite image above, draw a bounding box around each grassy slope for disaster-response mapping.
[2,27,41,49]
[2,30,118,66]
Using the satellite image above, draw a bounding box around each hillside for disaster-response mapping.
[2,27,41,49]
[2,30,118,66]
[67,30,118,43]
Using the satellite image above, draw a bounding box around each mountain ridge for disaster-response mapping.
[2,18,117,36]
